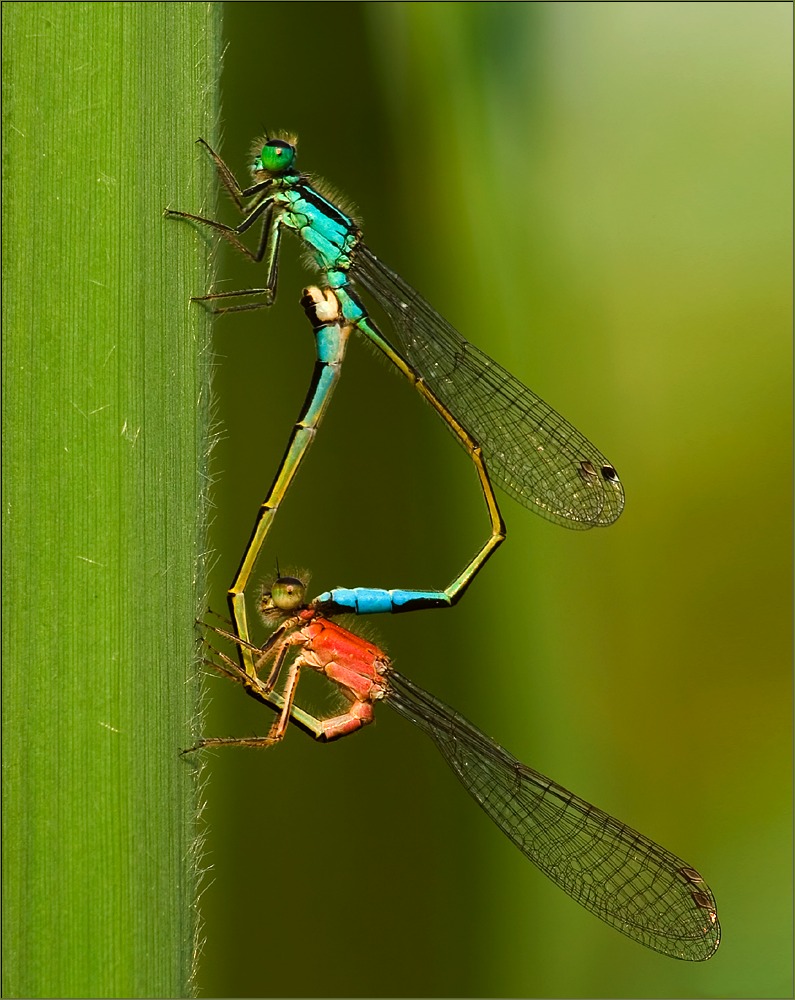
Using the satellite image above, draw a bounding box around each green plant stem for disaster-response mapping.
[2,4,221,996]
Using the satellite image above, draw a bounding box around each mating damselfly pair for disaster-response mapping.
[170,134,719,961]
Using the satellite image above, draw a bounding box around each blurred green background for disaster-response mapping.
[196,3,791,997]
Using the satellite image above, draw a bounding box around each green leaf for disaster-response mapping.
[3,4,221,996]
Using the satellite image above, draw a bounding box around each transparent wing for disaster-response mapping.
[352,245,624,528]
[385,669,719,961]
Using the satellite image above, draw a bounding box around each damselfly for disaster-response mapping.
[189,575,719,962]
[166,139,624,639]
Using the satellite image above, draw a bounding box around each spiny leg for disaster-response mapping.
[193,137,283,206]
[190,204,282,311]
[165,201,281,308]
[164,197,273,260]
[185,637,325,749]
[193,137,250,210]
[165,139,282,292]
[181,648,286,751]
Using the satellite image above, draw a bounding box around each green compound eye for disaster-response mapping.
[270,576,306,611]
[258,139,296,173]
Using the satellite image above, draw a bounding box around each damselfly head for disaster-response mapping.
[260,575,308,617]
[251,132,298,176]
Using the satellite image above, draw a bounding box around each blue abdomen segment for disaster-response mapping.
[314,587,452,615]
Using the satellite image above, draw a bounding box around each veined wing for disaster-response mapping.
[352,245,624,528]
[386,669,719,961]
